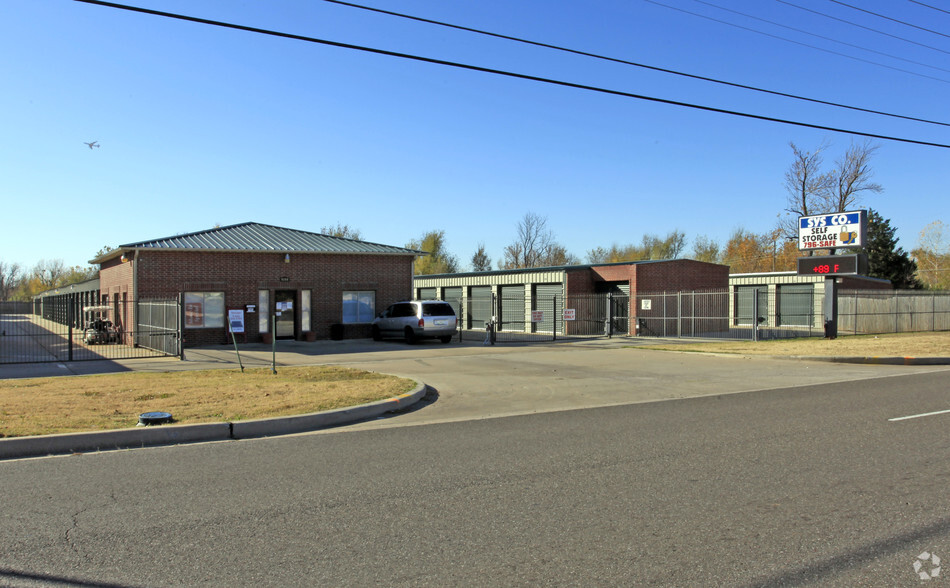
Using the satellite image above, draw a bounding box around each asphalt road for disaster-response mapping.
[1,353,948,586]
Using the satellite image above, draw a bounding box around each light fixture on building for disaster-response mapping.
[120,253,131,263]
[284,253,290,263]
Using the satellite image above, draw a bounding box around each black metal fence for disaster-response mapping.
[445,293,630,343]
[0,298,181,364]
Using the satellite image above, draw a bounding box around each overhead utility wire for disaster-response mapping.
[909,1,950,17]
[830,0,950,39]
[74,1,950,149]
[776,0,950,56]
[643,0,950,84]
[687,0,950,74]
[325,0,950,128]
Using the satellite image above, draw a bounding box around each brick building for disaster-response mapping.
[92,223,421,347]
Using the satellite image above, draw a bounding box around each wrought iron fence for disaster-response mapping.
[443,293,629,343]
[0,298,181,364]
[634,289,824,341]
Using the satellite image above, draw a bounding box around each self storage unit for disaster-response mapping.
[729,271,891,329]
[92,223,422,347]
[414,259,729,336]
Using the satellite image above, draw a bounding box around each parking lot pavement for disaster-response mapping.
[4,338,946,432]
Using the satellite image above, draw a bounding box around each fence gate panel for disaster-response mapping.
[468,287,492,330]
[499,286,526,332]
[136,298,181,357]
[533,284,562,334]
[1,297,182,364]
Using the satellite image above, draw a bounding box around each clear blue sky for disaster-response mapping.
[2,0,947,272]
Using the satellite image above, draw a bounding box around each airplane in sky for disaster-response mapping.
[84,141,99,149]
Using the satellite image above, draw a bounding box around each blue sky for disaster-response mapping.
[2,0,947,271]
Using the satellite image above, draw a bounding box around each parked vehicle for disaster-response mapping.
[372,300,457,344]
[82,305,119,345]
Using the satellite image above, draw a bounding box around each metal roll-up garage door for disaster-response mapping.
[469,286,492,330]
[499,285,525,332]
[417,288,437,300]
[533,284,562,333]
[443,287,463,319]
[735,286,768,326]
[778,284,813,326]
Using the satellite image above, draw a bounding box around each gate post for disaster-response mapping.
[606,293,613,338]
[67,303,73,362]
[178,292,186,360]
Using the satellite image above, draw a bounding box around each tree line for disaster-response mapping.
[394,140,942,290]
[3,143,946,301]
[0,258,100,301]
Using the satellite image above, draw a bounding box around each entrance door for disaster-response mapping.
[275,290,296,339]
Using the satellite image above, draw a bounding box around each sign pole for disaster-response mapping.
[229,324,244,373]
[271,314,277,374]
[823,277,838,339]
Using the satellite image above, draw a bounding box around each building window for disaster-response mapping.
[342,291,375,324]
[259,289,269,333]
[301,290,311,332]
[184,292,225,328]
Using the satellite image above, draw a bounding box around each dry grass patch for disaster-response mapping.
[636,331,950,357]
[0,366,416,438]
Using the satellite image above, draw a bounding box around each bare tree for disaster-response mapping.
[33,259,68,290]
[780,141,833,240]
[0,261,23,300]
[824,140,883,213]
[501,212,554,269]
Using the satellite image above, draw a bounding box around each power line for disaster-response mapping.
[73,0,950,149]
[642,0,950,84]
[324,0,950,128]
[686,0,950,75]
[908,1,950,17]
[829,0,950,40]
[776,0,950,56]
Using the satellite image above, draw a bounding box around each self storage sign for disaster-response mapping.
[798,210,866,251]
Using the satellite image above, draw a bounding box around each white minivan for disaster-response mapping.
[371,300,457,344]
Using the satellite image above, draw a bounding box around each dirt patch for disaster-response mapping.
[0,366,416,438]
[637,331,950,357]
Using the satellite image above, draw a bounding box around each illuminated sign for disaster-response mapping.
[797,254,867,276]
[798,210,867,251]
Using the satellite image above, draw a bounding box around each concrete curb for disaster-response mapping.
[0,380,428,461]
[786,356,950,366]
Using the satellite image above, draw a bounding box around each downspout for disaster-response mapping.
[132,249,139,347]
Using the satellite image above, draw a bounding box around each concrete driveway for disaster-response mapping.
[178,338,946,431]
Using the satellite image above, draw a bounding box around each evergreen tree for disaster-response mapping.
[470,243,492,272]
[861,209,920,289]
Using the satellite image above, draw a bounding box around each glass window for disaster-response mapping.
[259,290,269,333]
[184,292,225,328]
[301,290,311,332]
[342,291,375,324]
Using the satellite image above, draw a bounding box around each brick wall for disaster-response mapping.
[100,250,414,346]
[633,260,729,295]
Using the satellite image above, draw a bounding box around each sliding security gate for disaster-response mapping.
[533,284,562,333]
[499,285,525,332]
[136,298,181,357]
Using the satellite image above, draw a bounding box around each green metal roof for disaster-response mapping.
[92,222,423,263]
